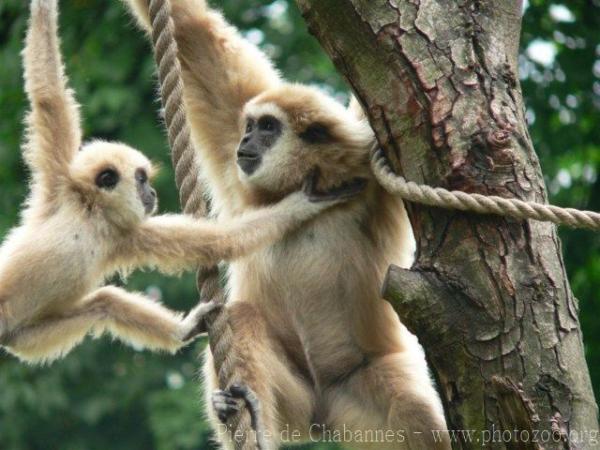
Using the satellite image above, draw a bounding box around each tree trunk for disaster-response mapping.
[295,1,599,448]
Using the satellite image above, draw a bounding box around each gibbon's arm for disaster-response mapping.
[115,191,331,274]
[123,0,281,181]
[23,0,82,192]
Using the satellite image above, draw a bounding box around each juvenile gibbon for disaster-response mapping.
[125,1,450,449]
[0,0,362,365]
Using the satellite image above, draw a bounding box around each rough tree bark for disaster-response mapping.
[296,1,599,449]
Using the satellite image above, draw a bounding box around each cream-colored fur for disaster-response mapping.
[0,0,344,365]
[124,1,450,448]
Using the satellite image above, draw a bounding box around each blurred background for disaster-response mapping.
[0,0,598,449]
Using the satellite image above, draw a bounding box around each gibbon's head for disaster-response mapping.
[237,84,375,197]
[68,141,158,228]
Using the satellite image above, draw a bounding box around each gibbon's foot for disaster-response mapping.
[181,301,223,342]
[213,385,267,449]
[303,167,367,202]
[371,148,394,174]
[212,388,242,423]
[212,384,262,429]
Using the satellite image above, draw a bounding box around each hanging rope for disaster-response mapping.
[147,1,259,449]
[371,148,600,230]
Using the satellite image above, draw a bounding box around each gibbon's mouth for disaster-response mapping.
[138,186,157,215]
[237,151,262,175]
[143,198,157,215]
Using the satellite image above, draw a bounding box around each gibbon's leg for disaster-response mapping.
[24,0,82,195]
[2,301,106,364]
[203,302,315,450]
[123,0,280,202]
[3,286,197,364]
[322,352,451,450]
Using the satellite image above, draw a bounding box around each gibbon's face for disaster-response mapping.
[70,141,157,227]
[237,85,375,196]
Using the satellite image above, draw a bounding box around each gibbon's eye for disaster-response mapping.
[299,122,333,144]
[258,115,280,132]
[95,168,120,190]
[245,119,255,134]
[135,168,148,184]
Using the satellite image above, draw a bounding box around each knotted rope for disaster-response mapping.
[371,149,600,230]
[147,1,259,448]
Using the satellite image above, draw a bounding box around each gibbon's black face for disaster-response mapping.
[237,115,282,175]
[135,168,157,214]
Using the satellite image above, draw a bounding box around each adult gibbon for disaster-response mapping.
[124,1,450,449]
[0,0,361,365]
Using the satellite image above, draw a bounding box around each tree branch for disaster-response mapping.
[382,266,454,346]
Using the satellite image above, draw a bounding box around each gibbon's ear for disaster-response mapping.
[299,123,333,144]
[347,95,368,121]
[147,161,161,181]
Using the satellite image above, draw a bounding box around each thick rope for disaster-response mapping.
[147,0,203,216]
[372,149,600,230]
[147,1,259,449]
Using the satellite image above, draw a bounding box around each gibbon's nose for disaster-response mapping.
[237,139,261,160]
[237,137,262,176]
[143,195,157,215]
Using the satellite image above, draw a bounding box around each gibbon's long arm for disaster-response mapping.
[116,191,329,274]
[23,0,82,193]
[2,286,189,364]
[123,0,280,189]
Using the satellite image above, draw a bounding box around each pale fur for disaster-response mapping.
[0,0,341,365]
[124,1,450,449]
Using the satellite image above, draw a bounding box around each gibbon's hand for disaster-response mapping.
[181,300,223,341]
[303,167,367,203]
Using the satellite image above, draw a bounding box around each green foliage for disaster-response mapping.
[0,1,597,449]
[521,0,600,392]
